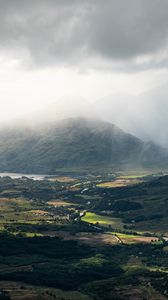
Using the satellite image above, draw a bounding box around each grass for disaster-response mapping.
[96,179,140,188]
[82,212,123,229]
[0,196,70,234]
[23,232,43,237]
[111,232,160,244]
[79,255,107,267]
[119,175,147,179]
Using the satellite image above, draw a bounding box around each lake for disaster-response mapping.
[0,173,48,181]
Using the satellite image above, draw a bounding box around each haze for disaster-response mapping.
[0,0,168,146]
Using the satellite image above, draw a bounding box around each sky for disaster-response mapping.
[0,0,168,145]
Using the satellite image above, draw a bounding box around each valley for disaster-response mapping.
[0,0,167,299]
[0,171,167,299]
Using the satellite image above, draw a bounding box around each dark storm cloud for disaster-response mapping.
[0,0,168,69]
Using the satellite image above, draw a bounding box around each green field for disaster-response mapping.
[96,179,140,188]
[110,232,161,244]
[82,212,123,229]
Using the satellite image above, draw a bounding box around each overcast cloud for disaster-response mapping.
[0,1,168,147]
[0,0,168,69]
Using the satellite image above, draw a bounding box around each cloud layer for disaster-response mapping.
[0,0,168,69]
[95,86,168,147]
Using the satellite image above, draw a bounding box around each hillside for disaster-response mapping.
[0,118,167,174]
[90,174,168,233]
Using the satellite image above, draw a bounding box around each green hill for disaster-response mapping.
[0,118,167,173]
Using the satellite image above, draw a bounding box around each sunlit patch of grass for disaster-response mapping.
[82,212,123,229]
[24,232,43,237]
[119,175,146,179]
[96,179,140,188]
[111,232,160,244]
[79,255,107,267]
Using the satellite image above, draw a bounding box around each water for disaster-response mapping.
[0,172,47,181]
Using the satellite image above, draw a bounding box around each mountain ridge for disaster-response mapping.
[0,117,167,174]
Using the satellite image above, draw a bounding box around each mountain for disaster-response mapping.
[0,118,167,174]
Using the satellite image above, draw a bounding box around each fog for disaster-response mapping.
[6,83,166,149]
[95,86,168,147]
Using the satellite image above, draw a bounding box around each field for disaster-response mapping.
[82,212,123,229]
[96,178,141,188]
[47,200,74,207]
[111,232,160,244]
